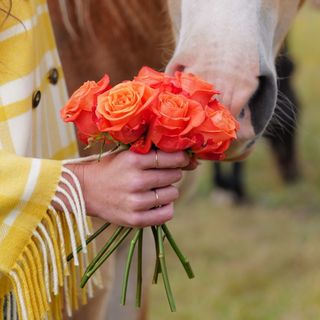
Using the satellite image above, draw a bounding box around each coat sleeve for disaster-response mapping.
[0,150,97,320]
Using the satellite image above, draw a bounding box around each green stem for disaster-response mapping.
[98,138,106,162]
[136,229,143,308]
[161,224,195,279]
[67,222,111,261]
[81,228,132,288]
[87,226,124,272]
[120,229,140,305]
[80,226,124,287]
[157,226,176,312]
[151,226,161,284]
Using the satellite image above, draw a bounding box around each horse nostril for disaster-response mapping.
[239,108,245,119]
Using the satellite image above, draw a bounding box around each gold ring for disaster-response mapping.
[155,150,159,168]
[154,189,160,208]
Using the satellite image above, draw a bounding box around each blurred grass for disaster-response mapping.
[150,6,320,320]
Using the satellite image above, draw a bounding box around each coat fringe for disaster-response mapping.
[1,167,101,320]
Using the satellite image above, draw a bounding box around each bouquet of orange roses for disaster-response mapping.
[61,66,239,311]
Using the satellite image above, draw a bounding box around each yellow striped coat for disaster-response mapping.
[0,1,97,319]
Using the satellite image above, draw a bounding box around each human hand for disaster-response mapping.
[69,150,190,227]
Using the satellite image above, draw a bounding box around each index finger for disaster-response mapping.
[135,150,190,169]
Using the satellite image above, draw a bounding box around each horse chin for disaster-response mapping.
[224,137,257,162]
[224,147,254,162]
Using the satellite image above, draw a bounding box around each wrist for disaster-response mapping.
[64,163,85,192]
[65,162,99,218]
[51,163,86,212]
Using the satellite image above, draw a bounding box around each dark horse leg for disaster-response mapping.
[214,162,248,204]
[212,40,301,202]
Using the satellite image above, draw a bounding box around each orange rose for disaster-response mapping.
[175,72,218,106]
[61,75,110,121]
[95,81,157,144]
[191,100,239,160]
[147,92,206,152]
[135,66,181,93]
[60,75,110,143]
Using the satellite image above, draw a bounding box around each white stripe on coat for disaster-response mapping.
[4,158,41,226]
[0,49,58,106]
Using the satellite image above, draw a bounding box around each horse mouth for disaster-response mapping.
[224,138,256,162]
[224,148,253,162]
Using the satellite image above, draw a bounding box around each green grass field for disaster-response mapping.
[150,6,320,320]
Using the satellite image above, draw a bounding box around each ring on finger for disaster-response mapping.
[153,189,160,208]
[154,150,159,168]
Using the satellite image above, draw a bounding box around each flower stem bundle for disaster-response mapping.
[68,222,193,311]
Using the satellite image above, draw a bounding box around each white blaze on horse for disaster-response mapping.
[166,0,305,160]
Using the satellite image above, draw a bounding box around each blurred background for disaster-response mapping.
[150,5,320,320]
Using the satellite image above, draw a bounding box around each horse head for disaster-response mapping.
[166,0,305,160]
